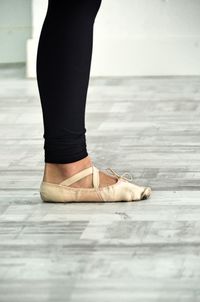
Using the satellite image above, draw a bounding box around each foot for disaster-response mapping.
[43,155,118,188]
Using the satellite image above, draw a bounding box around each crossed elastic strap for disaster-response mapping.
[59,165,100,189]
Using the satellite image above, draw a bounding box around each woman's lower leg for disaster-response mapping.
[36,0,102,164]
[36,0,117,187]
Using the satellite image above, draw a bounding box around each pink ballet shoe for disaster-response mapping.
[40,164,152,202]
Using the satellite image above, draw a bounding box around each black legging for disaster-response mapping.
[36,0,102,163]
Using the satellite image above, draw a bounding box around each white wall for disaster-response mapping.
[92,0,200,76]
[0,0,31,64]
[26,0,48,77]
[26,0,200,77]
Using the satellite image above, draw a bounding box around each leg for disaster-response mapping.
[37,0,117,187]
[36,0,101,164]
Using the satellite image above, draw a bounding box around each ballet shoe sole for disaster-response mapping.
[40,187,152,203]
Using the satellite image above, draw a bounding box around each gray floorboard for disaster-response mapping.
[0,67,200,301]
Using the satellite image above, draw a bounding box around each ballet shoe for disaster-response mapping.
[39,164,152,203]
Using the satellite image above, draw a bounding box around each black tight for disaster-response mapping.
[36,0,102,163]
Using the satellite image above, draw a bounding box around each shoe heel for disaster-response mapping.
[40,191,48,202]
[39,181,72,203]
[39,182,50,202]
[39,182,58,202]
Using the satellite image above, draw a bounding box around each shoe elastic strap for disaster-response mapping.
[59,165,100,188]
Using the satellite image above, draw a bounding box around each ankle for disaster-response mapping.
[56,155,93,176]
[43,155,93,183]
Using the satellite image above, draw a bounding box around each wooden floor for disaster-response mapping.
[0,65,200,301]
